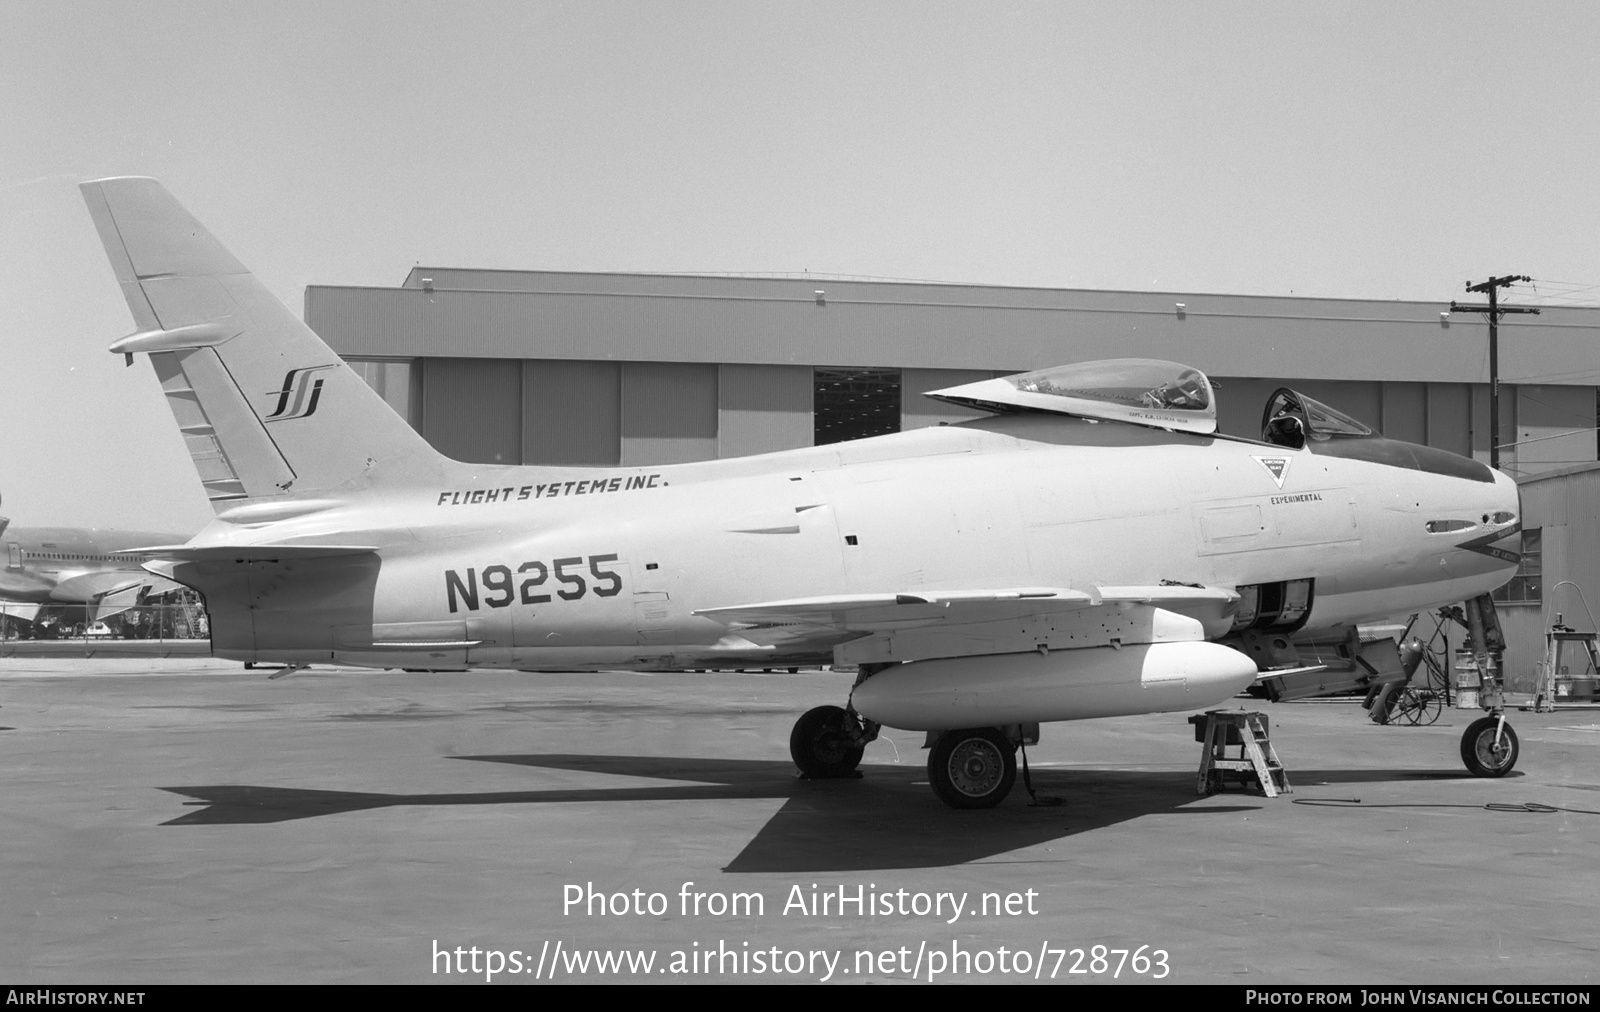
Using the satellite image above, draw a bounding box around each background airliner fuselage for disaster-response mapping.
[1,522,186,632]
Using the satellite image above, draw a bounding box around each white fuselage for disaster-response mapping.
[180,414,1520,675]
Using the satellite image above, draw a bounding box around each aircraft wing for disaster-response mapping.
[48,570,179,604]
[697,587,1091,631]
[90,582,170,622]
[0,603,41,625]
[697,584,1239,659]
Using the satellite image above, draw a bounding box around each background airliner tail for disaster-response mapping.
[81,177,441,510]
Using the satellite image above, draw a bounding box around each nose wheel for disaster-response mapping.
[1460,715,1519,777]
[928,728,1017,809]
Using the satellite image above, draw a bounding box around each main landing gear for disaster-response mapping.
[927,728,1017,809]
[789,705,877,779]
[788,706,1036,809]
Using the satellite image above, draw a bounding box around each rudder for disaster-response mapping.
[81,177,439,508]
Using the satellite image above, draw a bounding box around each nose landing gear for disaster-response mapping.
[1460,714,1519,777]
[1451,595,1520,778]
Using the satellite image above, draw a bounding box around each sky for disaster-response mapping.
[3,1,1598,532]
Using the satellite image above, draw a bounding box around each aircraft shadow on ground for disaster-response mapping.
[158,755,1478,872]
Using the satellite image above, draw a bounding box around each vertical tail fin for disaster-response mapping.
[80,177,440,508]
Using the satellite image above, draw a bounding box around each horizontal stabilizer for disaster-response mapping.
[120,543,379,562]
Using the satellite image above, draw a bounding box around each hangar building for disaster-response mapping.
[305,269,1600,681]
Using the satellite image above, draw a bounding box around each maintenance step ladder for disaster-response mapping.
[1537,623,1600,708]
[1189,710,1292,798]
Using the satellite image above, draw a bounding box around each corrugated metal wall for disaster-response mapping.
[716,364,810,457]
[523,360,620,465]
[1427,384,1471,458]
[357,357,1527,469]
[1498,464,1600,688]
[621,362,718,465]
[309,279,1600,386]
[420,358,521,464]
[1380,382,1427,445]
[1516,385,1596,472]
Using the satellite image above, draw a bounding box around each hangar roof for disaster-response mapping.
[306,268,1600,386]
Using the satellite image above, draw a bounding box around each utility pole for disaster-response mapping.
[1450,276,1540,472]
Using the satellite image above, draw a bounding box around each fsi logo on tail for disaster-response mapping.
[264,365,338,422]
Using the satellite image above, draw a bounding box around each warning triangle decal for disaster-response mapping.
[1252,455,1292,489]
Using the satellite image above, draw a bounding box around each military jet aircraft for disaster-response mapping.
[79,177,1522,808]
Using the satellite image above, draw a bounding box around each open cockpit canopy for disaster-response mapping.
[924,359,1217,434]
[1260,388,1375,449]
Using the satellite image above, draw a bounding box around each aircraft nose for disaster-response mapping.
[1491,466,1521,525]
[1456,466,1526,583]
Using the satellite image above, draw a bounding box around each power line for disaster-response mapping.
[1516,278,1600,308]
[1450,276,1542,472]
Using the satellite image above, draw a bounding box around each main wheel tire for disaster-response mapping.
[928,728,1017,809]
[789,705,864,778]
[1460,715,1519,778]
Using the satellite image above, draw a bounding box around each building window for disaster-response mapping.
[1493,528,1541,604]
[814,368,901,445]
[345,358,420,430]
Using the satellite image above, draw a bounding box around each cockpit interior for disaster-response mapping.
[1260,388,1375,450]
